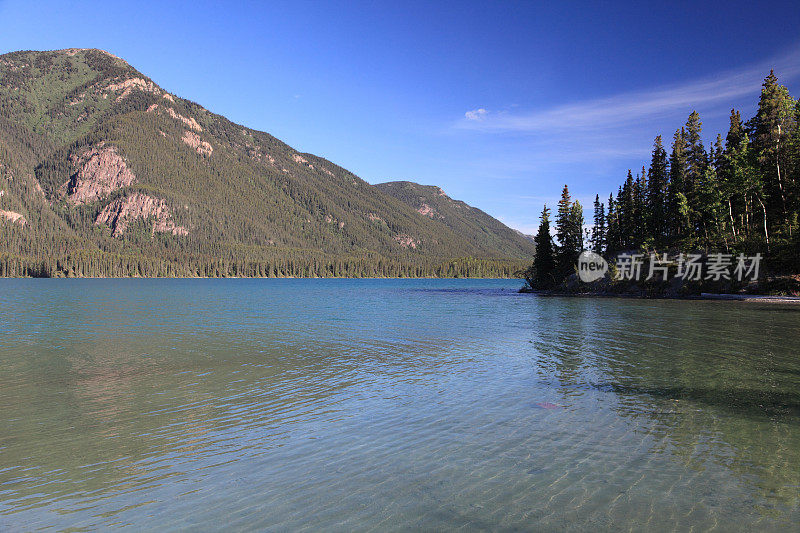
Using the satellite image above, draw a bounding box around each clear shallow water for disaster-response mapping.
[0,278,799,531]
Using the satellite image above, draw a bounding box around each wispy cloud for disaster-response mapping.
[464,108,488,121]
[451,46,800,235]
[457,47,800,134]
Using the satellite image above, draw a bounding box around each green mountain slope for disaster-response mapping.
[376,181,536,258]
[0,49,535,277]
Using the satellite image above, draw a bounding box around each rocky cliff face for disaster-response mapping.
[95,194,188,237]
[64,145,136,205]
[0,210,26,226]
[181,131,213,157]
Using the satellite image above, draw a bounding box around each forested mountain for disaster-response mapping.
[525,70,800,291]
[376,181,536,258]
[0,48,535,277]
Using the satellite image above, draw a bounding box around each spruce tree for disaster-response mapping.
[606,193,618,255]
[720,111,745,241]
[634,166,647,245]
[555,184,572,271]
[620,171,635,248]
[685,111,708,233]
[570,200,585,254]
[528,204,555,288]
[726,109,744,148]
[647,135,668,246]
[668,128,688,241]
[554,185,585,275]
[753,70,797,232]
[591,194,606,254]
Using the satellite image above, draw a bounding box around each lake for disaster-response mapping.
[1,279,799,531]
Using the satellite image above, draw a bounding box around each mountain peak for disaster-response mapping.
[58,48,122,58]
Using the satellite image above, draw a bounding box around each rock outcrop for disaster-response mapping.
[95,194,188,237]
[64,145,136,205]
[181,131,213,157]
[166,107,202,132]
[0,210,26,226]
[105,77,161,102]
[394,234,419,249]
[146,105,203,132]
[323,214,345,228]
[417,203,436,217]
[292,153,314,169]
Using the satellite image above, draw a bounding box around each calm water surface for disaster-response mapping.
[1,279,799,531]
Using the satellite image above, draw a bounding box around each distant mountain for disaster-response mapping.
[513,229,536,243]
[0,49,535,277]
[376,181,536,258]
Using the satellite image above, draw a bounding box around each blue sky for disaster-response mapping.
[1,0,799,233]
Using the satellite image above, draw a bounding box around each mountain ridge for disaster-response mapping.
[0,48,535,277]
[375,180,536,258]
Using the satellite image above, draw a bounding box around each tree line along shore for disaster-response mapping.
[522,71,800,297]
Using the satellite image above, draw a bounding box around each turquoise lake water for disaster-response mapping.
[1,279,799,530]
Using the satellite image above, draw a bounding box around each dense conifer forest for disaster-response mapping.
[0,49,535,278]
[524,71,800,292]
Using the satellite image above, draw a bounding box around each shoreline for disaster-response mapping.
[520,288,800,303]
[699,292,800,303]
[0,275,522,280]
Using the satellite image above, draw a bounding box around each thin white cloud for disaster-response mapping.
[457,47,800,133]
[449,46,800,234]
[464,108,488,121]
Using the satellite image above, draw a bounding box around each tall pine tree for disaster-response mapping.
[591,194,606,254]
[647,135,668,246]
[526,204,556,289]
[555,184,584,275]
[668,128,689,241]
[555,184,573,273]
[685,111,708,236]
[752,70,797,233]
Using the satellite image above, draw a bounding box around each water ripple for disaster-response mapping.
[0,279,798,530]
